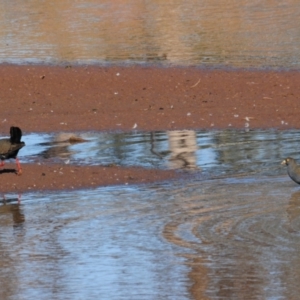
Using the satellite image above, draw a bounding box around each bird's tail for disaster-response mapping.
[10,127,22,144]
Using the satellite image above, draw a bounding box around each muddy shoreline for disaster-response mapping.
[0,162,180,194]
[1,65,299,193]
[1,65,300,133]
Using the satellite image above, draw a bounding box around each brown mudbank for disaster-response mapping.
[0,163,180,193]
[1,65,300,133]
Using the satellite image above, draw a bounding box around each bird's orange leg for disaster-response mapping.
[0,161,4,168]
[15,158,22,175]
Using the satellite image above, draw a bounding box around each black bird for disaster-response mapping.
[281,157,300,184]
[0,127,25,175]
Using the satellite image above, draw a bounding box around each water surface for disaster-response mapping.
[1,1,300,68]
[1,176,300,299]
[1,129,300,299]
[20,129,300,178]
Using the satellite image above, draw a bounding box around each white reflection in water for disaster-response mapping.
[168,130,198,170]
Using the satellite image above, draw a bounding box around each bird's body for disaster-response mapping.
[0,127,25,175]
[281,157,300,184]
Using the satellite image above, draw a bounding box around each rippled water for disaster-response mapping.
[1,0,300,68]
[1,177,300,299]
[1,129,300,299]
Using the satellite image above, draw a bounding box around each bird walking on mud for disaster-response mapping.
[0,126,25,175]
[281,157,300,185]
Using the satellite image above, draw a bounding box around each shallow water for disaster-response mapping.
[20,129,300,177]
[1,129,300,299]
[1,0,300,68]
[1,177,300,299]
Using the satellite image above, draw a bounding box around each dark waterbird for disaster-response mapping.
[0,127,25,175]
[281,157,300,185]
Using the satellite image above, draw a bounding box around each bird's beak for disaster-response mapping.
[281,159,287,165]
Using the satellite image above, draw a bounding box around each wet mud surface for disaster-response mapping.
[0,163,180,193]
[1,65,300,133]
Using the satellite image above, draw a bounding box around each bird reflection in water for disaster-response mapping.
[167,130,198,170]
[1,195,25,228]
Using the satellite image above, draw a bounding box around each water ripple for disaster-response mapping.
[162,178,300,299]
[2,129,300,299]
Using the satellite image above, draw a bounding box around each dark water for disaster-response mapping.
[1,0,300,68]
[1,129,300,299]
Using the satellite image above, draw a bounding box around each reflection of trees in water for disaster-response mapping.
[93,131,198,169]
[39,133,86,161]
[35,130,299,174]
[99,133,128,163]
[95,131,168,167]
[167,130,197,169]
[211,130,288,174]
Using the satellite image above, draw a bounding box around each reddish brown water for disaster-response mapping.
[1,0,300,67]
